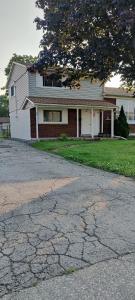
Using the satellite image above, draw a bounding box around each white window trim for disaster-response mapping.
[43,110,62,124]
[36,73,70,90]
[42,109,68,125]
[41,86,68,91]
[10,85,16,97]
[43,122,67,125]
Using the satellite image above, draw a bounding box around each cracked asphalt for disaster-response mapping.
[0,139,135,299]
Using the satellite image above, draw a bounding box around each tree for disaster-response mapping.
[114,106,129,138]
[0,95,9,117]
[34,0,135,88]
[5,53,37,77]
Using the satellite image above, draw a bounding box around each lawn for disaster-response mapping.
[32,139,135,177]
[0,132,4,139]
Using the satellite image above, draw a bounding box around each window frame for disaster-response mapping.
[42,76,62,88]
[11,85,15,97]
[43,110,62,123]
[117,99,135,124]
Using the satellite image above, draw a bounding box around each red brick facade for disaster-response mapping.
[104,98,116,105]
[38,109,78,138]
[129,125,135,134]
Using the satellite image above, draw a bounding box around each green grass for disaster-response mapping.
[32,139,135,177]
[0,132,4,139]
[64,267,77,275]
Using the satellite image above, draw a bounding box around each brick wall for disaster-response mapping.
[129,125,135,134]
[38,109,77,138]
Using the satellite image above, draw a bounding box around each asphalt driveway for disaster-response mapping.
[0,139,135,299]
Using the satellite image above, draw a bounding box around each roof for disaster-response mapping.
[0,117,10,124]
[104,87,135,98]
[26,97,116,109]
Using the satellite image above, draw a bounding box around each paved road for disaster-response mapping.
[0,140,135,299]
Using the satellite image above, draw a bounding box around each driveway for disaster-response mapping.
[0,139,135,299]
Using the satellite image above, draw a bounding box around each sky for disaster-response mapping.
[0,0,121,94]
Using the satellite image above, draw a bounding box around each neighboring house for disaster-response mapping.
[0,117,10,132]
[7,62,130,141]
[104,87,135,135]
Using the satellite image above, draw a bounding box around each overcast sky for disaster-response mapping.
[0,0,120,94]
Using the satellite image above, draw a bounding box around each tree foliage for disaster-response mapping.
[5,53,37,77]
[34,0,135,88]
[114,106,129,138]
[0,95,9,117]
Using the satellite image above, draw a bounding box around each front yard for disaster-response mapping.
[33,139,135,177]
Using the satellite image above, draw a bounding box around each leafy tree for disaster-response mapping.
[0,95,9,117]
[34,0,135,88]
[5,53,37,77]
[114,106,129,138]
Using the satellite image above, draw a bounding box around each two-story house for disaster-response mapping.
[7,62,118,141]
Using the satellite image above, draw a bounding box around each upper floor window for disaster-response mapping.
[11,85,15,97]
[43,75,62,88]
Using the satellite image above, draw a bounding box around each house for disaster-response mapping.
[0,117,10,132]
[7,62,117,141]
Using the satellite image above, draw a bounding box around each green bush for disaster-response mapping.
[114,106,129,138]
[59,133,68,141]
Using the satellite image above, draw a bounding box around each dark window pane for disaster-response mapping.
[43,76,62,87]
[11,86,15,96]
[44,111,62,122]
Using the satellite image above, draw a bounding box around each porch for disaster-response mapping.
[25,97,116,139]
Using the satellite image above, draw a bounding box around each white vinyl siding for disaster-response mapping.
[8,63,30,140]
[10,110,31,140]
[29,72,103,101]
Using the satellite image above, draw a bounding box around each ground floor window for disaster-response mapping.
[44,110,62,123]
[116,100,135,123]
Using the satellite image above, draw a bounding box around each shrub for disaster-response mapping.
[59,133,68,141]
[114,106,129,138]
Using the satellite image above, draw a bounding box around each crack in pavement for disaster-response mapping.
[0,140,135,298]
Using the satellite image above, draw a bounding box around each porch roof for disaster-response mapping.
[27,97,116,109]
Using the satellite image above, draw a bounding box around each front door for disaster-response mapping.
[81,110,91,135]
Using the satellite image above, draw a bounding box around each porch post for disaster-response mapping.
[91,108,94,138]
[77,108,79,138]
[101,110,104,133]
[111,109,114,138]
[36,106,39,140]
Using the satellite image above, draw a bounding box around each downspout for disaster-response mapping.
[36,106,39,140]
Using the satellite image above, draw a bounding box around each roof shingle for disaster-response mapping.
[28,97,116,108]
[104,87,135,97]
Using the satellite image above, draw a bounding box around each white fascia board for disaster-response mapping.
[21,97,35,110]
